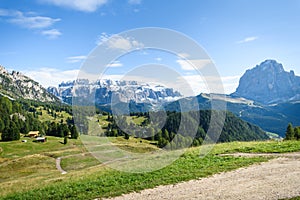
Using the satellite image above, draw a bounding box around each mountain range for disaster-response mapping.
[47,79,182,108]
[1,59,299,137]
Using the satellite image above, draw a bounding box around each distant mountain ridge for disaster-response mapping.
[165,93,300,136]
[0,65,58,102]
[2,59,298,137]
[48,79,182,108]
[165,60,300,136]
[232,60,300,104]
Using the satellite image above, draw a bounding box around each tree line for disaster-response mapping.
[285,123,300,140]
[103,110,268,149]
[0,96,78,141]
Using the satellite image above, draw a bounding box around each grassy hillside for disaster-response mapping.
[37,106,72,123]
[1,138,300,199]
[0,136,84,196]
[98,110,269,151]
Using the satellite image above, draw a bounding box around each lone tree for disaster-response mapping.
[70,125,79,139]
[124,133,130,140]
[285,123,294,140]
[64,136,68,145]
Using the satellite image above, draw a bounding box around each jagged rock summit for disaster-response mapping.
[232,60,300,104]
[0,65,58,102]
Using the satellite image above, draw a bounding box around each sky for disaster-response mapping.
[0,0,300,95]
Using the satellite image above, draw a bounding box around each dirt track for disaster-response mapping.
[106,153,300,200]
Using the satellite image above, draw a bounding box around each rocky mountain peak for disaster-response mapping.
[232,60,300,104]
[0,65,8,74]
[256,59,284,73]
[0,65,59,102]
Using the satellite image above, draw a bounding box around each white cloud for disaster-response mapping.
[102,74,239,96]
[0,9,15,17]
[95,73,239,96]
[67,55,87,63]
[71,59,123,70]
[237,36,258,44]
[97,33,144,51]
[221,76,240,94]
[128,0,142,4]
[9,14,60,29]
[179,75,240,95]
[177,52,190,59]
[41,29,62,39]
[24,68,80,87]
[106,61,123,67]
[0,9,61,38]
[40,0,108,12]
[176,59,211,71]
[0,9,60,29]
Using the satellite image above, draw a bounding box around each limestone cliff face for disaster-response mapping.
[48,79,182,106]
[232,60,300,104]
[0,65,58,102]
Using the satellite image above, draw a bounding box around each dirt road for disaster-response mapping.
[106,153,300,200]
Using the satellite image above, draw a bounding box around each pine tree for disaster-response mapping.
[20,120,29,134]
[162,129,170,141]
[285,123,294,140]
[158,138,168,148]
[11,122,20,140]
[61,124,70,137]
[124,133,130,140]
[70,125,79,139]
[294,127,300,140]
[149,127,155,141]
[1,122,19,141]
[0,97,12,114]
[154,130,162,141]
[1,127,10,141]
[64,136,68,145]
[0,118,4,132]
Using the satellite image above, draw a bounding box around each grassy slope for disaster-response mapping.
[0,136,85,196]
[0,136,84,159]
[1,139,300,200]
[97,115,109,129]
[1,114,300,199]
[211,140,300,154]
[126,116,146,125]
[38,106,72,123]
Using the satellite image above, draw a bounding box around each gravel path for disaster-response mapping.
[106,152,300,200]
[55,157,67,174]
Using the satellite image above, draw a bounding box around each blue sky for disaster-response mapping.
[0,0,300,94]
